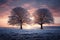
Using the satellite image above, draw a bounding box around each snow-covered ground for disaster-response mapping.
[0,26,60,40]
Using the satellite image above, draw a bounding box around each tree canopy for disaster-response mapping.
[8,7,28,29]
[34,8,54,29]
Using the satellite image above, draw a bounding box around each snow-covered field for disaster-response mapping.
[0,26,60,40]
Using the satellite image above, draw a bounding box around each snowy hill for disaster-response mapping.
[0,26,60,40]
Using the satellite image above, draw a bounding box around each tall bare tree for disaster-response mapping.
[8,7,28,29]
[34,8,54,29]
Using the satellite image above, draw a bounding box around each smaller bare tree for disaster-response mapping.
[34,8,54,29]
[8,7,28,29]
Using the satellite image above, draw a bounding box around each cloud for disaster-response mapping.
[35,0,60,16]
[0,0,8,5]
[0,0,60,17]
[0,0,60,27]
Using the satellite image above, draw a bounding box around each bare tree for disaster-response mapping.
[34,8,54,29]
[8,7,28,29]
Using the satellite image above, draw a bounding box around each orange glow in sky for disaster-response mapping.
[0,4,60,29]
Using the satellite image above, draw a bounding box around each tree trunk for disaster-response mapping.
[20,20,22,29]
[41,24,43,29]
[20,23,22,29]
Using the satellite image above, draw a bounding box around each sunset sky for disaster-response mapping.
[0,0,60,29]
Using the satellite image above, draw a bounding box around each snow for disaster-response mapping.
[0,26,60,40]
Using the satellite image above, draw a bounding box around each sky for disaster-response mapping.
[0,0,60,29]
